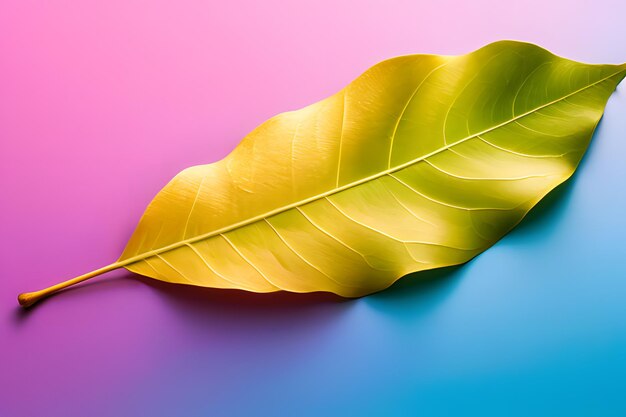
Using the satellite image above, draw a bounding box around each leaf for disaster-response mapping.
[18,41,626,307]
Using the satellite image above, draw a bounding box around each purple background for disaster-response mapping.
[2,1,626,416]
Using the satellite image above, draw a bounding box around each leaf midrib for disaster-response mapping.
[117,69,625,268]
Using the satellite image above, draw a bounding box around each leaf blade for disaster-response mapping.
[120,41,626,296]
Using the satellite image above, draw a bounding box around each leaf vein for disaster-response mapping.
[184,243,247,289]
[219,233,280,289]
[387,173,512,211]
[324,196,478,253]
[387,60,449,168]
[424,159,551,181]
[263,218,358,289]
[182,177,205,239]
[294,207,384,270]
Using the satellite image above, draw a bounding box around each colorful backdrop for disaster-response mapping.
[2,1,626,416]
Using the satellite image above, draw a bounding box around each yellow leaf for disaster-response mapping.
[19,41,626,307]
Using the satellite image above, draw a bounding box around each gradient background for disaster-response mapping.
[2,1,626,416]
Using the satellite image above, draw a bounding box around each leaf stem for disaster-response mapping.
[18,262,122,308]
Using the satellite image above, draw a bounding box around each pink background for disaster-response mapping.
[2,1,625,416]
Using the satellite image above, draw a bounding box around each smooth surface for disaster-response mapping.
[2,1,626,416]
